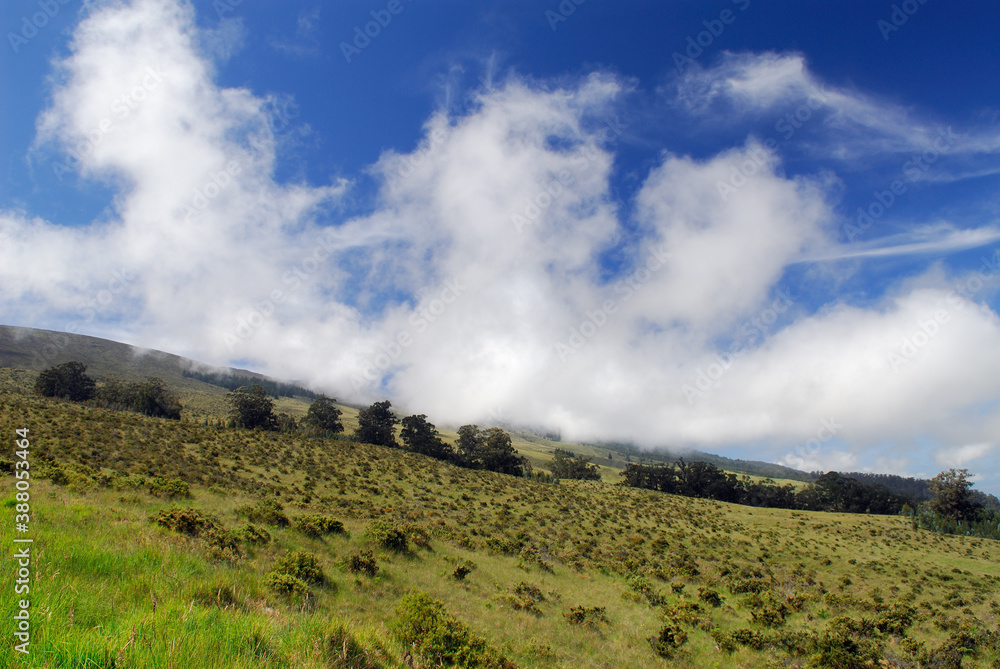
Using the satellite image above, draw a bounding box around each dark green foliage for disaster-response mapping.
[393,592,516,669]
[266,572,311,597]
[294,513,344,537]
[96,376,182,419]
[147,476,190,499]
[271,550,325,585]
[650,619,688,658]
[928,469,980,522]
[34,361,96,401]
[151,507,216,536]
[623,461,911,516]
[563,606,608,627]
[240,523,271,545]
[499,582,546,614]
[226,384,276,430]
[452,565,473,581]
[698,587,723,607]
[400,414,452,460]
[303,396,344,435]
[236,499,290,527]
[548,448,601,480]
[346,550,379,577]
[455,425,530,477]
[182,368,320,399]
[354,400,398,447]
[368,519,409,552]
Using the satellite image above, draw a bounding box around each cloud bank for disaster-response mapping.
[2,0,999,486]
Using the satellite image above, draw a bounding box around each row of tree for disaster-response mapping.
[35,362,182,420]
[224,388,532,478]
[621,460,911,515]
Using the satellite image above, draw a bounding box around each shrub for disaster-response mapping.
[151,507,216,536]
[650,620,688,658]
[240,523,271,545]
[236,499,289,527]
[563,606,608,627]
[346,550,379,577]
[270,550,325,585]
[368,519,409,552]
[148,477,190,499]
[294,513,345,537]
[498,583,546,615]
[453,565,473,581]
[266,572,311,597]
[393,592,515,669]
[698,587,723,607]
[322,623,389,669]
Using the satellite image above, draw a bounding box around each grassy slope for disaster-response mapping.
[1,390,998,668]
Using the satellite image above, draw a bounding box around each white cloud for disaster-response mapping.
[934,443,995,469]
[3,0,1000,486]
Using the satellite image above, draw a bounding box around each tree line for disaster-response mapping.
[182,368,320,399]
[35,361,181,420]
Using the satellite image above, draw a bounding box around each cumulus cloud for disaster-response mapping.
[3,0,1000,486]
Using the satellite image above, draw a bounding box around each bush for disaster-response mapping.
[270,550,325,585]
[236,499,289,527]
[148,477,190,499]
[368,519,409,552]
[650,620,688,658]
[698,587,723,607]
[394,592,515,669]
[346,550,379,577]
[563,606,608,627]
[240,523,271,545]
[294,513,345,538]
[266,572,311,597]
[498,583,546,615]
[151,507,216,536]
[453,565,473,581]
[322,623,390,669]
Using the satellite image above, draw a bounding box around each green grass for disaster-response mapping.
[1,390,999,667]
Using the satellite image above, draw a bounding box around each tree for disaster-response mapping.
[226,384,276,430]
[355,400,398,447]
[455,425,529,477]
[455,424,486,466]
[34,361,96,401]
[549,449,601,480]
[96,376,181,419]
[303,396,344,434]
[400,414,452,460]
[928,468,979,522]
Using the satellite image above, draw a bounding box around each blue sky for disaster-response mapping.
[2,0,1000,490]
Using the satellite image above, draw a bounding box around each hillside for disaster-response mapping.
[1,389,999,668]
